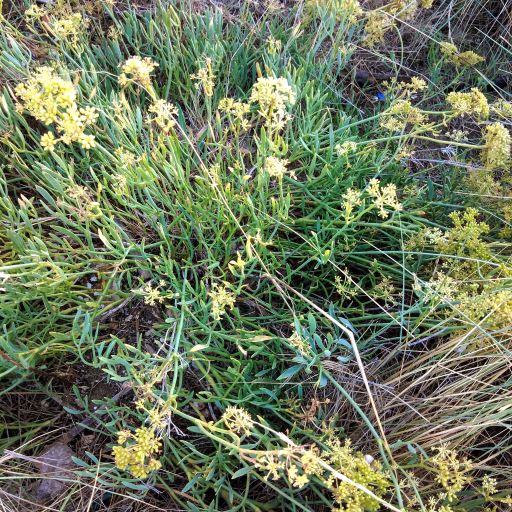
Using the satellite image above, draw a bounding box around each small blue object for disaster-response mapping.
[375,91,386,101]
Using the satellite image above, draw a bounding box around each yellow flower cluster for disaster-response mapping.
[341,180,402,221]
[336,140,358,157]
[208,281,237,320]
[492,99,512,119]
[406,228,448,250]
[445,129,469,142]
[63,184,101,220]
[464,172,502,208]
[287,331,312,356]
[221,406,254,435]
[368,178,403,218]
[380,100,426,132]
[228,251,247,275]
[15,67,75,124]
[386,0,419,21]
[325,437,390,512]
[413,210,512,332]
[364,1,433,47]
[342,178,403,222]
[15,67,97,151]
[256,436,390,510]
[256,450,286,481]
[437,208,490,260]
[115,147,138,168]
[446,88,489,119]
[218,97,251,132]
[414,271,455,305]
[342,188,363,221]
[113,426,162,479]
[458,287,512,331]
[108,25,122,40]
[25,4,87,47]
[218,98,250,118]
[482,474,498,499]
[134,394,170,430]
[306,0,363,24]
[384,76,428,99]
[257,446,322,489]
[335,273,358,300]
[51,12,86,46]
[112,173,129,195]
[136,281,178,306]
[406,76,428,93]
[340,0,364,23]
[25,4,45,17]
[191,58,216,97]
[430,445,473,502]
[289,447,323,488]
[440,42,485,67]
[364,11,393,47]
[264,156,296,181]
[266,36,282,55]
[146,99,178,133]
[373,276,399,305]
[137,282,164,306]
[426,499,455,512]
[249,76,296,131]
[481,122,511,170]
[147,408,168,430]
[119,56,158,89]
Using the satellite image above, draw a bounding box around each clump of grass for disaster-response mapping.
[1,0,512,510]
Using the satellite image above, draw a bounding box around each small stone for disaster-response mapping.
[364,454,375,465]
